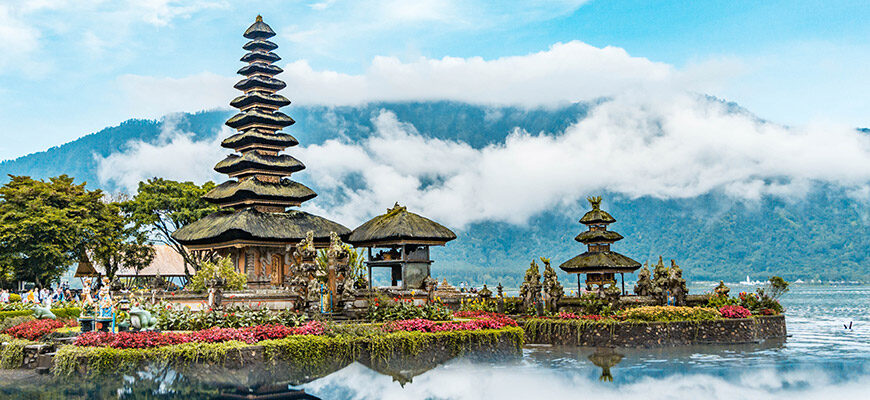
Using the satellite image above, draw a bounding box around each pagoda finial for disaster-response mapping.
[256,15,263,22]
[587,196,603,210]
[387,202,407,215]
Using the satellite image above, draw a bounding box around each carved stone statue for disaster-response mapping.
[520,260,543,312]
[541,257,563,311]
[667,260,688,306]
[634,262,653,296]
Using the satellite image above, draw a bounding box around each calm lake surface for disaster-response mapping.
[1,284,867,399]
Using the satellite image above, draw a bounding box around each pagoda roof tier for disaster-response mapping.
[348,203,456,247]
[222,130,298,150]
[230,92,291,110]
[243,39,278,51]
[241,50,281,63]
[171,208,350,246]
[575,230,624,243]
[214,152,305,176]
[238,62,283,77]
[558,251,641,274]
[203,178,317,206]
[234,75,287,91]
[225,109,295,130]
[243,16,276,40]
[580,196,616,224]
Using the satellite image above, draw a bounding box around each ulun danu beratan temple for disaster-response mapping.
[173,16,351,289]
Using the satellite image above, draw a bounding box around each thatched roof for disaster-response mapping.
[172,208,350,246]
[243,15,276,40]
[222,130,297,150]
[579,196,616,224]
[214,152,304,175]
[242,39,278,52]
[559,251,641,274]
[241,50,281,63]
[234,75,287,91]
[225,109,295,130]
[203,178,316,205]
[237,62,283,77]
[230,92,291,110]
[347,203,456,247]
[574,230,624,243]
[74,254,99,277]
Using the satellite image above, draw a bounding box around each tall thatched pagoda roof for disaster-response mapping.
[173,208,349,247]
[559,196,640,274]
[347,203,456,247]
[579,196,616,224]
[559,251,640,274]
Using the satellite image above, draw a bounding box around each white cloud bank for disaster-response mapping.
[97,40,870,228]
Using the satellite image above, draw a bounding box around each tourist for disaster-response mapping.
[0,289,8,303]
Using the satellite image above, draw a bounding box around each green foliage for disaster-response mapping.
[187,256,246,292]
[560,293,613,316]
[366,297,452,322]
[765,276,790,300]
[0,334,33,369]
[707,294,739,308]
[0,307,80,322]
[90,198,155,282]
[122,178,217,274]
[148,303,306,331]
[52,326,524,376]
[0,175,107,287]
[619,306,721,322]
[458,297,498,313]
[0,315,34,332]
[523,318,617,344]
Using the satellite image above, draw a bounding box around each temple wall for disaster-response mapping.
[523,315,786,347]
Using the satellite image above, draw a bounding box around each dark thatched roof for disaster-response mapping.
[225,109,295,130]
[230,92,291,109]
[214,152,305,175]
[348,203,456,246]
[574,230,624,243]
[558,251,641,274]
[234,75,287,91]
[243,15,276,40]
[241,50,281,63]
[580,196,616,224]
[237,62,283,77]
[222,130,297,150]
[242,39,278,52]
[203,178,316,205]
[74,255,99,277]
[172,208,350,246]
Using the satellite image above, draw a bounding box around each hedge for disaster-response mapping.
[0,307,80,322]
[52,327,524,376]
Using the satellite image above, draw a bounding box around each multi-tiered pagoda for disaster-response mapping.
[173,16,349,287]
[559,196,640,295]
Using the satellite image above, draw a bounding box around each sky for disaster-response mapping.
[2,0,870,161]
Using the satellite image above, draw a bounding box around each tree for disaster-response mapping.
[89,199,155,283]
[122,178,217,277]
[0,175,104,288]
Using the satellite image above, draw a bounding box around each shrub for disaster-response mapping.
[619,306,721,322]
[9,294,20,302]
[3,319,68,340]
[383,315,518,333]
[459,297,498,313]
[718,305,752,319]
[365,297,451,322]
[148,303,307,331]
[187,256,246,292]
[707,294,739,308]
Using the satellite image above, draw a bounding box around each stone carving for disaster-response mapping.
[713,280,730,297]
[667,260,688,306]
[541,257,563,311]
[634,262,653,296]
[520,260,543,313]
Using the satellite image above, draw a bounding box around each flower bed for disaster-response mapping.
[147,304,307,331]
[74,321,326,349]
[384,315,517,333]
[365,297,452,322]
[2,319,75,341]
[618,306,721,322]
[718,305,752,319]
[557,312,604,321]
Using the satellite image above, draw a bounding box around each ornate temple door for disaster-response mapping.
[271,254,283,286]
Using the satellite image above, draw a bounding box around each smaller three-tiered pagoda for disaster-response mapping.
[559,196,640,295]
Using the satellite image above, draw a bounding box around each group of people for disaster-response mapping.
[0,284,81,306]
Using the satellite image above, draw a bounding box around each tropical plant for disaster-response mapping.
[186,256,246,292]
[619,306,721,322]
[365,297,452,322]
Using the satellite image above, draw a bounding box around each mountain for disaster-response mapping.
[2,101,868,286]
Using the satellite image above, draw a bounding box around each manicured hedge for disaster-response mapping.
[0,307,80,322]
[53,327,525,376]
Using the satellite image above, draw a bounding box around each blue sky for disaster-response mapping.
[1,0,870,161]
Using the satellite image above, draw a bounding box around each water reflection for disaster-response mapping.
[588,348,623,382]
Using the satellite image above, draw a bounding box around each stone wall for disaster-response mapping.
[523,315,786,347]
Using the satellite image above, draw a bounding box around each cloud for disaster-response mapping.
[116,40,717,117]
[302,361,870,400]
[95,115,225,192]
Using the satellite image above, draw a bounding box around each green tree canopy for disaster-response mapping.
[90,198,155,283]
[0,175,104,287]
[122,178,217,276]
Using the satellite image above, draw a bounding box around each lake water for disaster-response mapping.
[1,284,867,399]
